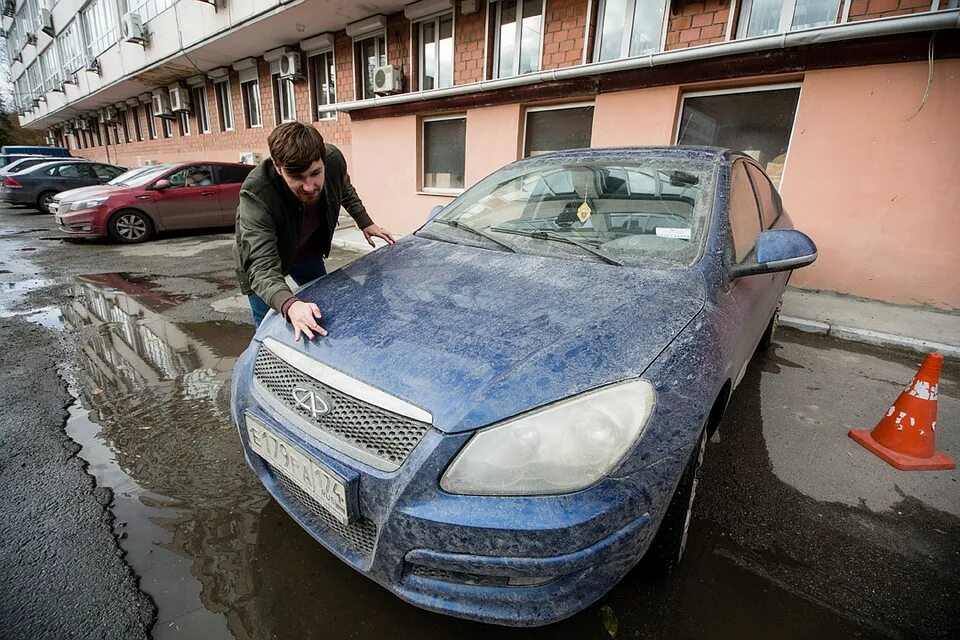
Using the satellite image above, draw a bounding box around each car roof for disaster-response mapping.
[20,159,98,173]
[512,146,746,165]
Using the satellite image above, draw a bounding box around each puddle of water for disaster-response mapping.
[0,305,64,328]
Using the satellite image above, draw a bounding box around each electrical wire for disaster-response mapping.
[905,32,935,122]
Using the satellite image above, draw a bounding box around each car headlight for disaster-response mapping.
[440,379,656,496]
[70,197,108,211]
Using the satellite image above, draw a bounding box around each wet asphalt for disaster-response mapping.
[0,203,957,639]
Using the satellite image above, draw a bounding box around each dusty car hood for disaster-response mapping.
[56,185,119,202]
[258,237,706,433]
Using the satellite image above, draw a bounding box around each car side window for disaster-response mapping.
[167,165,215,188]
[729,162,763,263]
[57,164,93,178]
[92,164,123,180]
[44,166,58,176]
[216,165,253,184]
[745,163,781,229]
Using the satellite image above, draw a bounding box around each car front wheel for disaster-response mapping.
[108,210,153,243]
[638,427,707,579]
[37,191,57,214]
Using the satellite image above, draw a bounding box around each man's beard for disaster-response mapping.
[296,190,321,204]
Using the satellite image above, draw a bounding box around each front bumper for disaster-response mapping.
[231,340,681,626]
[55,208,106,237]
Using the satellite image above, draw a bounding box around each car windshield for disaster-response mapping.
[420,156,715,267]
[109,165,170,187]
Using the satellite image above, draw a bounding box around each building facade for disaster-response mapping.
[4,0,959,309]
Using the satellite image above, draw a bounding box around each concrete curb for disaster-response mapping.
[781,315,960,359]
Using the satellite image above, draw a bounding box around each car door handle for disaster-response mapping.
[136,195,150,200]
[201,191,215,196]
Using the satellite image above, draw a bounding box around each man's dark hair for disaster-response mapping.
[268,122,326,176]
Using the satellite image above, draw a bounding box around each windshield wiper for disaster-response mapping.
[430,219,518,253]
[489,226,624,266]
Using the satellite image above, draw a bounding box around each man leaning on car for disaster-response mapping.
[235,122,394,339]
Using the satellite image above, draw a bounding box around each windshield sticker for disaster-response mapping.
[656,227,691,240]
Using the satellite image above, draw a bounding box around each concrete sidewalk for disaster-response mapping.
[332,226,960,359]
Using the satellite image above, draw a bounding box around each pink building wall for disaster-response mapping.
[782,60,960,310]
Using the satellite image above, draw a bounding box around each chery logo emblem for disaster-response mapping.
[291,387,332,419]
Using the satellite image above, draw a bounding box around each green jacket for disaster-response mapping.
[234,144,373,311]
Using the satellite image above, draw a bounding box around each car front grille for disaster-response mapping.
[253,346,430,469]
[269,463,377,556]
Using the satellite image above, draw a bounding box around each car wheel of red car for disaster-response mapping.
[638,427,707,579]
[108,209,154,243]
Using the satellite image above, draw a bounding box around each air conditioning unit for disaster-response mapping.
[64,73,78,85]
[101,106,118,123]
[76,118,90,130]
[151,90,173,118]
[279,52,301,80]
[239,151,262,165]
[52,81,65,93]
[26,32,37,46]
[168,85,191,112]
[372,65,402,95]
[85,56,101,75]
[38,8,54,36]
[121,12,148,45]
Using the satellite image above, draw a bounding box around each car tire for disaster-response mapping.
[638,427,707,579]
[108,209,154,243]
[757,306,780,353]
[37,191,57,214]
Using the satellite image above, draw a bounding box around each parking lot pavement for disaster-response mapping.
[0,204,957,639]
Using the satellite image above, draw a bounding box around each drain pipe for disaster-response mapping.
[335,9,960,113]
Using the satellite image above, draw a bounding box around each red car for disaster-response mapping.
[53,161,254,243]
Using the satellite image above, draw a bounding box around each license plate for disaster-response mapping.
[246,413,353,524]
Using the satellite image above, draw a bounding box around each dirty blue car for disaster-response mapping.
[230,147,817,626]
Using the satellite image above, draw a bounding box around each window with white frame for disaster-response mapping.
[162,116,173,138]
[131,105,143,140]
[422,116,466,193]
[39,45,61,92]
[354,32,386,100]
[11,4,30,57]
[524,104,594,157]
[676,85,801,186]
[310,50,337,120]
[240,73,263,128]
[272,71,296,125]
[594,0,668,61]
[82,0,117,59]
[146,102,157,138]
[178,111,190,136]
[27,62,43,104]
[214,79,234,131]
[191,87,210,133]
[417,12,454,90]
[120,112,131,143]
[58,19,86,74]
[494,0,544,79]
[737,0,840,39]
[128,0,176,24]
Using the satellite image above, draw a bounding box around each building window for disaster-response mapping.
[676,85,801,186]
[272,74,296,124]
[27,63,43,106]
[129,0,176,24]
[524,104,594,157]
[39,45,61,92]
[82,0,117,59]
[354,32,387,100]
[120,112,131,143]
[494,0,544,79]
[131,106,143,141]
[594,0,667,62]
[162,117,173,138]
[214,79,234,131]
[192,86,210,133]
[422,116,466,193]
[58,19,86,75]
[310,50,337,120]
[737,0,840,39]
[178,111,191,136]
[240,78,263,128]
[417,12,454,90]
[146,103,157,139]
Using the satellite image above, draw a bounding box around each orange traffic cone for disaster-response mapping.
[849,353,954,471]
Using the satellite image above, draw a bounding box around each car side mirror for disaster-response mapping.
[428,204,445,220]
[153,179,171,190]
[729,229,817,279]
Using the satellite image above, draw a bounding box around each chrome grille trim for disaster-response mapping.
[252,342,432,472]
[269,464,377,556]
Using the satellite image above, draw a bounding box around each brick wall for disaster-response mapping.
[542,0,589,70]
[455,4,487,85]
[848,0,932,21]
[666,0,731,50]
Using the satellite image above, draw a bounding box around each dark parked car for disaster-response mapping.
[54,161,254,242]
[0,156,89,177]
[0,154,42,168]
[0,160,126,213]
[230,146,817,626]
